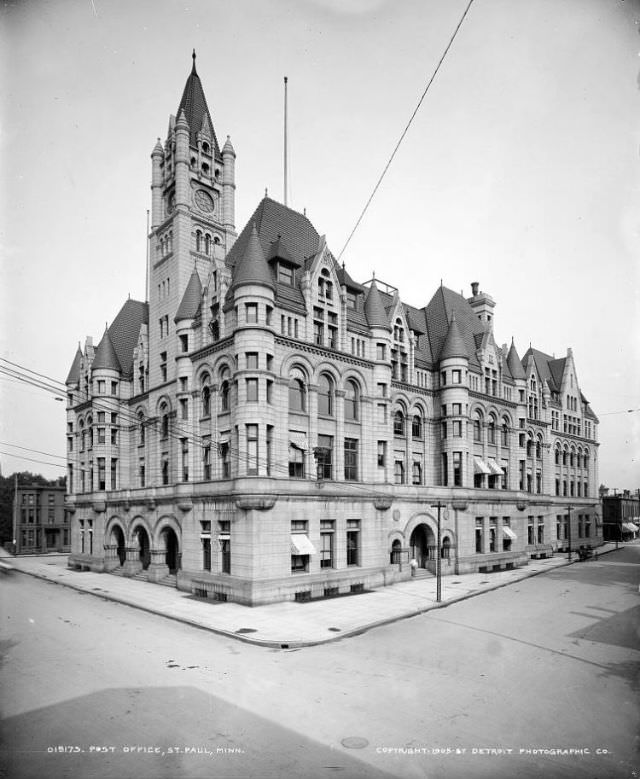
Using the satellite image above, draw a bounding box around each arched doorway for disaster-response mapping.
[390,538,402,564]
[162,527,180,574]
[111,525,126,566]
[409,523,434,568]
[135,526,151,570]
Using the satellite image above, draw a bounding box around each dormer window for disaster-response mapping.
[393,318,404,343]
[201,162,210,175]
[202,141,210,155]
[278,264,294,285]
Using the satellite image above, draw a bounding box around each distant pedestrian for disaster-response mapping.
[410,558,418,577]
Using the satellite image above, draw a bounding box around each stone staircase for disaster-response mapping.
[158,573,177,588]
[412,568,434,580]
[132,570,149,583]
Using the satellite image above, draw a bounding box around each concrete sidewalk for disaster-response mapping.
[1,545,622,648]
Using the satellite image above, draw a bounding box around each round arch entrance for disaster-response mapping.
[161,527,180,574]
[111,525,126,567]
[409,523,435,568]
[134,526,151,570]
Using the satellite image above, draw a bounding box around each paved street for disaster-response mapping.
[1,545,639,779]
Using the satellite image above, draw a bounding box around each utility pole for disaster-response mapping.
[567,504,573,561]
[12,473,18,554]
[431,501,445,602]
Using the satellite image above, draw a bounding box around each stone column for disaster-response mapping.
[122,546,142,576]
[147,548,170,582]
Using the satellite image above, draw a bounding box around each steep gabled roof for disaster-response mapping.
[522,347,567,393]
[226,197,321,272]
[65,345,83,385]
[92,327,122,373]
[231,223,274,290]
[177,51,220,155]
[107,299,148,378]
[175,268,203,322]
[424,286,486,369]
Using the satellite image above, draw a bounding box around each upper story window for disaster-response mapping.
[318,268,333,302]
[473,411,483,442]
[394,410,405,436]
[245,303,258,324]
[160,403,169,439]
[501,418,510,447]
[412,414,423,439]
[219,367,230,412]
[393,318,404,343]
[318,373,334,417]
[279,264,294,285]
[289,377,306,412]
[344,380,360,422]
[201,375,211,417]
[488,415,496,444]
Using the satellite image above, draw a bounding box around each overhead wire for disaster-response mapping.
[337,0,476,261]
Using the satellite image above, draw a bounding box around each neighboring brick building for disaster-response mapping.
[64,54,602,604]
[14,483,70,555]
[601,491,640,541]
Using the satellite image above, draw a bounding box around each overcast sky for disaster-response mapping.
[1,0,638,489]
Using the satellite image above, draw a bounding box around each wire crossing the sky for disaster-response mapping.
[337,0,476,261]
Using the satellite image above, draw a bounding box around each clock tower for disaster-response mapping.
[148,51,236,387]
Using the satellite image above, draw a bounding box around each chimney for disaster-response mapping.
[471,281,479,297]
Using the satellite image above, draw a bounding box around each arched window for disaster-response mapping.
[536,438,542,459]
[202,141,210,155]
[205,234,211,255]
[318,268,333,301]
[488,415,496,444]
[190,156,197,168]
[555,447,561,465]
[318,373,334,416]
[289,377,306,412]
[501,418,510,447]
[138,412,145,446]
[394,318,404,343]
[196,230,202,253]
[562,448,568,466]
[201,375,211,417]
[213,235,221,245]
[393,409,405,436]
[202,162,210,175]
[526,436,533,457]
[220,368,230,412]
[473,411,483,442]
[160,403,169,439]
[87,415,93,448]
[412,414,422,439]
[344,380,359,421]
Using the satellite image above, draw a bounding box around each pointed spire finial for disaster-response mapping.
[265,187,268,198]
[192,49,197,72]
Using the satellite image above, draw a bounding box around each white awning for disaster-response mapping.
[474,458,492,475]
[290,534,317,555]
[486,458,504,475]
[289,432,308,450]
[218,435,230,445]
[622,522,639,533]
[502,526,517,540]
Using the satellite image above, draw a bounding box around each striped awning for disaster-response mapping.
[502,526,517,540]
[486,459,504,475]
[289,432,308,450]
[622,522,639,533]
[474,458,492,475]
[290,534,316,555]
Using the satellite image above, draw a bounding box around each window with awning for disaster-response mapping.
[486,459,504,475]
[290,534,317,555]
[502,526,517,540]
[474,458,492,475]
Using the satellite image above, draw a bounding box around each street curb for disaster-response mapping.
[9,546,619,650]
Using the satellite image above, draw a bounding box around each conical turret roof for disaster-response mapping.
[231,223,274,291]
[364,281,390,329]
[92,327,121,373]
[507,339,526,380]
[175,268,203,322]
[177,50,220,155]
[439,313,468,361]
[65,344,83,385]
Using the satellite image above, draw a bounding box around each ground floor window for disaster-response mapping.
[202,538,211,571]
[502,517,512,551]
[527,517,534,545]
[346,519,360,566]
[537,516,544,543]
[475,517,483,553]
[320,520,334,568]
[219,521,231,573]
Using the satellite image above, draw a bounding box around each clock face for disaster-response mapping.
[194,189,215,213]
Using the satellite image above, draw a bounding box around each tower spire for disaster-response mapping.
[192,48,197,72]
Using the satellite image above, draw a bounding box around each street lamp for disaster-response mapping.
[431,501,445,602]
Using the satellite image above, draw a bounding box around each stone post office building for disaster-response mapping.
[65,55,601,605]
